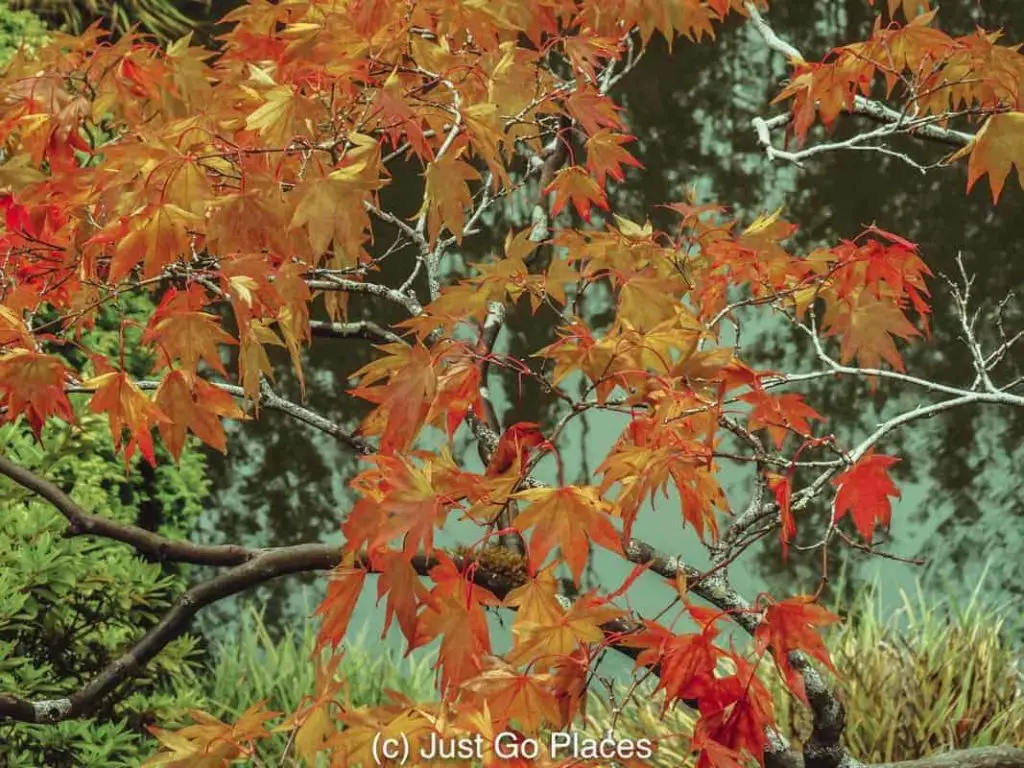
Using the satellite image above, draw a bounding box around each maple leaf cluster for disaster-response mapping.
[1,1,1020,767]
[773,2,1024,203]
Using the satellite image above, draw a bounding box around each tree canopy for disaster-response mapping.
[0,1,1022,767]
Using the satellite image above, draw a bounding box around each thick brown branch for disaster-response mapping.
[0,454,255,567]
[0,543,340,723]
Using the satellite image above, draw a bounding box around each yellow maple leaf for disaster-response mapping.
[512,485,624,586]
[237,319,285,407]
[418,150,481,245]
[245,85,303,146]
[952,111,1024,204]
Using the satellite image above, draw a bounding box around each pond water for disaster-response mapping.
[190,0,1024,647]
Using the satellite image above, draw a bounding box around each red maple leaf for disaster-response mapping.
[832,451,901,541]
[754,594,840,705]
[740,390,823,449]
[765,472,795,560]
[485,422,550,476]
[698,653,776,766]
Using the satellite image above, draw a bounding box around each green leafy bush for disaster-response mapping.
[4,0,210,42]
[0,3,48,67]
[0,407,212,767]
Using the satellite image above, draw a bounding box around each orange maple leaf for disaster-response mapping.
[143,309,236,378]
[237,319,285,407]
[822,289,920,371]
[543,165,609,223]
[505,590,623,671]
[596,426,726,543]
[462,661,563,733]
[154,371,247,461]
[0,350,75,438]
[84,368,170,466]
[349,342,437,454]
[418,150,481,245]
[952,111,1024,204]
[565,88,624,135]
[416,591,491,693]
[373,548,430,646]
[368,69,434,162]
[358,454,455,558]
[108,203,202,282]
[585,130,644,186]
[315,563,368,650]
[512,485,623,585]
[425,356,486,442]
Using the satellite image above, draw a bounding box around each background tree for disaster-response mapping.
[0,2,1022,768]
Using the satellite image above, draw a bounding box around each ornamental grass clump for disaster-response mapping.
[582,575,1024,766]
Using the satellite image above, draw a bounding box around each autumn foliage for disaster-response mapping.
[0,0,1023,766]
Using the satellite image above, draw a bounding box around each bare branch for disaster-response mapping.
[304,276,424,316]
[744,2,804,62]
[309,319,402,344]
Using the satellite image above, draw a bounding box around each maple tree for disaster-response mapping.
[0,1,1022,767]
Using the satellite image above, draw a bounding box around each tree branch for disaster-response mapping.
[309,319,402,344]
[745,1,977,172]
[304,276,424,316]
[2,460,1020,768]
[0,454,254,567]
[0,543,341,723]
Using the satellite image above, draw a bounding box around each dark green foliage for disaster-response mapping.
[0,407,211,767]
[5,0,210,42]
[0,2,47,66]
